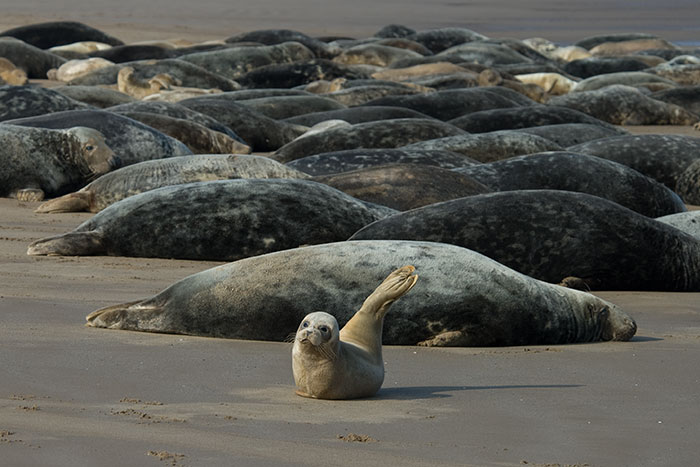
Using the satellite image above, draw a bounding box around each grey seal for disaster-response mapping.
[84,240,636,346]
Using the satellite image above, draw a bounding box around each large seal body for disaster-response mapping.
[36,154,310,213]
[292,266,418,399]
[0,124,117,199]
[455,151,686,218]
[350,190,700,291]
[5,109,192,166]
[85,240,636,347]
[28,179,393,260]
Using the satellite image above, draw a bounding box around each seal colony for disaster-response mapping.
[3,19,700,348]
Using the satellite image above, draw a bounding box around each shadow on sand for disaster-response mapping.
[375,384,584,400]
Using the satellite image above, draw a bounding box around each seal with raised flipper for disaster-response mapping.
[292,265,418,400]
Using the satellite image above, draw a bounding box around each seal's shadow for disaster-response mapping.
[375,384,584,400]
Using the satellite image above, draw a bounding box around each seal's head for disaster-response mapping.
[293,311,339,360]
[65,127,121,177]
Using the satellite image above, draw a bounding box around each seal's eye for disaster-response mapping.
[302,321,309,328]
[319,326,328,333]
[84,145,95,152]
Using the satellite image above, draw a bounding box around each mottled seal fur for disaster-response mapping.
[52,85,134,108]
[272,118,467,163]
[568,134,700,191]
[655,211,700,241]
[179,42,315,80]
[448,105,620,133]
[513,123,627,147]
[286,148,477,176]
[292,265,418,399]
[283,106,432,127]
[225,29,341,59]
[0,85,90,122]
[236,95,346,120]
[35,154,309,213]
[454,151,687,217]
[350,190,700,291]
[675,160,700,205]
[401,130,562,162]
[28,179,393,261]
[548,85,698,126]
[66,58,240,92]
[361,88,524,121]
[112,111,251,154]
[313,163,492,210]
[5,109,192,166]
[0,125,118,200]
[84,240,636,346]
[178,97,308,151]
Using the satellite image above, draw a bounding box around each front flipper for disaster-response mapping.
[359,265,419,319]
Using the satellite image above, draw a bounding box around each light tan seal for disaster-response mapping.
[292,265,418,400]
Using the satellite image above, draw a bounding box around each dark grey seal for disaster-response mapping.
[0,85,90,122]
[178,97,308,151]
[361,88,524,121]
[224,29,341,59]
[568,134,700,191]
[0,124,118,200]
[547,85,698,125]
[235,95,346,120]
[272,118,467,163]
[28,179,393,261]
[350,190,700,291]
[650,85,700,117]
[313,163,492,210]
[0,21,123,49]
[401,130,562,162]
[66,58,239,91]
[179,42,315,80]
[0,38,66,79]
[52,85,135,108]
[454,151,687,217]
[408,27,488,53]
[675,160,700,205]
[36,154,309,213]
[5,109,192,166]
[234,59,371,88]
[283,106,432,127]
[514,123,628,147]
[84,240,636,346]
[286,148,477,176]
[448,105,620,133]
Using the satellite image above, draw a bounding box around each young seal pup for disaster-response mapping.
[292,265,418,399]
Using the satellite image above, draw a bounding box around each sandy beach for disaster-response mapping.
[1,2,700,465]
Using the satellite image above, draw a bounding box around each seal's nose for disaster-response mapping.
[108,155,122,170]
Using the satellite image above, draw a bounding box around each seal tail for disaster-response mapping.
[27,231,104,256]
[35,191,93,213]
[86,300,164,331]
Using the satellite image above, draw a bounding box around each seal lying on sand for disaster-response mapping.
[35,154,309,213]
[0,125,118,200]
[85,240,636,346]
[28,179,392,261]
[292,265,418,399]
[350,190,700,291]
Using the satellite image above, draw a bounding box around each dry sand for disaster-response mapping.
[1,4,700,466]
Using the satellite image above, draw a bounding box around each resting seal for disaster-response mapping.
[292,265,418,400]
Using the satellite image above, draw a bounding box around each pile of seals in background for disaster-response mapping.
[3,20,700,346]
